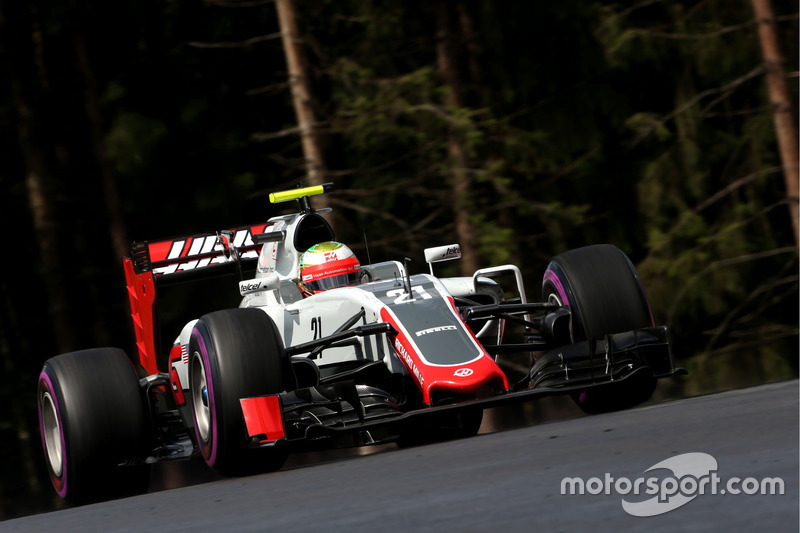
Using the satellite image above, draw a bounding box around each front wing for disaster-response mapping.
[241,326,685,451]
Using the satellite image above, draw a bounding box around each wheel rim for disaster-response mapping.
[191,352,210,442]
[40,391,63,477]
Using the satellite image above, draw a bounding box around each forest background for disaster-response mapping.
[0,0,797,519]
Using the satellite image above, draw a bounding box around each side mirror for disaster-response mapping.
[239,273,280,296]
[424,244,461,275]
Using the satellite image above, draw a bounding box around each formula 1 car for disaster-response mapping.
[37,183,684,504]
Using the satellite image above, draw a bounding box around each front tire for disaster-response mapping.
[542,244,656,413]
[37,348,152,505]
[189,308,291,476]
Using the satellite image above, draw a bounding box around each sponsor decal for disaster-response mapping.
[239,277,278,295]
[168,344,188,405]
[415,325,458,337]
[152,226,264,275]
[454,368,473,377]
[394,338,424,386]
[424,244,461,264]
[307,265,360,280]
[560,452,786,517]
[442,245,460,258]
[301,256,360,281]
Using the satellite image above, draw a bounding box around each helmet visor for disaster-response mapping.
[304,271,361,292]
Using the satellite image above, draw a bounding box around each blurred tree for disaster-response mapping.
[275,0,329,207]
[3,0,77,353]
[71,5,130,262]
[436,0,478,275]
[751,0,799,244]
[0,0,797,517]
[596,0,798,389]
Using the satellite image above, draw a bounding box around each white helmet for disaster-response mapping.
[298,242,361,296]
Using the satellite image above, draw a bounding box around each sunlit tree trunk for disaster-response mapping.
[275,0,329,210]
[751,0,799,246]
[436,0,478,275]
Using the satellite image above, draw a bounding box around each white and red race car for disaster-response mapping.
[37,184,684,504]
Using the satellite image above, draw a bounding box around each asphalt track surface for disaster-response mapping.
[5,380,798,532]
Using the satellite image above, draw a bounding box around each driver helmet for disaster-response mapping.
[298,241,361,296]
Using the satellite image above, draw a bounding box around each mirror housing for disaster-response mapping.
[424,244,461,274]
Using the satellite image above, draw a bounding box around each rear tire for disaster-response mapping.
[542,244,656,413]
[37,348,152,505]
[189,308,290,476]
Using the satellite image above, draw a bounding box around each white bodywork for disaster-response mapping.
[170,210,513,397]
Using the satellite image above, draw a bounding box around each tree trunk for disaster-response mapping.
[456,1,485,103]
[275,0,328,206]
[436,0,478,275]
[0,287,45,517]
[751,0,799,246]
[72,26,130,263]
[70,11,130,347]
[4,2,76,354]
[2,3,74,509]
